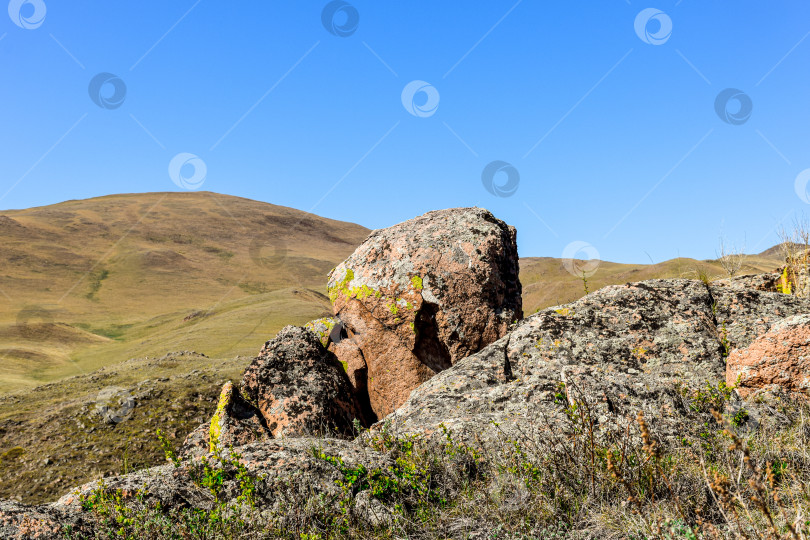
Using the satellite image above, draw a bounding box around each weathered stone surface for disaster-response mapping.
[327,207,522,417]
[180,381,271,459]
[727,314,810,398]
[385,279,810,444]
[714,272,781,292]
[179,422,209,459]
[241,326,363,437]
[709,284,809,351]
[0,500,88,540]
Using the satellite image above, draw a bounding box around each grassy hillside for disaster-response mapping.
[0,192,372,393]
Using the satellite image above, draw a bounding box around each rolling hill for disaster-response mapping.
[0,192,370,393]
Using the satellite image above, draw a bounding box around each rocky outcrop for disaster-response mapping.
[3,272,809,538]
[180,381,270,458]
[7,205,810,538]
[709,284,808,351]
[726,314,810,398]
[0,438,392,539]
[327,208,522,417]
[385,280,810,444]
[241,326,363,437]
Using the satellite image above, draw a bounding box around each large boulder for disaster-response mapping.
[327,208,522,417]
[727,314,810,398]
[385,279,810,444]
[240,326,364,437]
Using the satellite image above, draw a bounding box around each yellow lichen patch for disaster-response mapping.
[328,268,356,303]
[411,275,423,290]
[554,307,571,316]
[631,346,648,359]
[305,317,337,347]
[535,338,561,352]
[328,267,383,304]
[209,381,233,453]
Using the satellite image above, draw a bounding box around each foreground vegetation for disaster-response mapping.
[68,380,810,539]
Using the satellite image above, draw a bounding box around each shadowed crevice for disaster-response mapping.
[413,303,452,373]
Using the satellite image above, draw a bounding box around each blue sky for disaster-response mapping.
[1,1,809,264]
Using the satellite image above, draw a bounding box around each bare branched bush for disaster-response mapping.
[717,237,746,277]
[777,216,810,297]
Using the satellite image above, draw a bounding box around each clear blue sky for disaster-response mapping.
[1,1,809,264]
